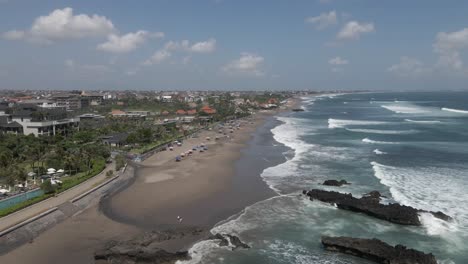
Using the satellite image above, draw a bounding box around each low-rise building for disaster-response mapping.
[0,105,79,136]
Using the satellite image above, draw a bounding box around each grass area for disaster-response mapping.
[0,158,106,218]
[56,158,106,193]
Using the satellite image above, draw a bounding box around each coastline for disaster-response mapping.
[0,98,301,264]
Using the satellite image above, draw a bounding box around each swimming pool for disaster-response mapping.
[0,189,44,210]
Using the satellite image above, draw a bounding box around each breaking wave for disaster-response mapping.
[362,138,400,144]
[405,119,441,124]
[370,161,468,251]
[442,108,468,114]
[328,118,390,129]
[373,149,387,155]
[346,128,418,134]
[381,104,429,114]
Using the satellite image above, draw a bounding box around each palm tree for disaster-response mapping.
[0,149,13,168]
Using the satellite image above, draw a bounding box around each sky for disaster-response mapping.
[1,0,468,91]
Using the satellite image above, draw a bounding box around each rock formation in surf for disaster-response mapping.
[208,233,250,250]
[321,236,437,264]
[94,228,203,263]
[304,189,451,225]
[94,228,250,263]
[322,179,350,186]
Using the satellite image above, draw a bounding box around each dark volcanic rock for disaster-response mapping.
[94,228,203,263]
[95,248,189,264]
[431,211,452,221]
[321,236,437,264]
[292,108,305,112]
[323,180,349,187]
[306,189,452,225]
[208,233,250,250]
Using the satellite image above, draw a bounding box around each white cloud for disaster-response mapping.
[3,7,115,43]
[337,21,375,40]
[434,28,468,71]
[223,52,265,76]
[144,49,172,65]
[388,56,430,77]
[64,59,112,73]
[82,64,112,73]
[144,38,216,66]
[190,38,216,53]
[305,11,338,30]
[182,56,192,65]
[328,56,349,65]
[2,30,25,40]
[97,30,157,53]
[125,69,138,76]
[163,38,216,53]
[65,59,75,68]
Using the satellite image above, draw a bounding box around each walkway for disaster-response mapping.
[0,161,115,232]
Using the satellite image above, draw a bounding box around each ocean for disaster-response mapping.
[179,91,468,264]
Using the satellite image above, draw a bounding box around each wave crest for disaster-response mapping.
[362,138,399,144]
[328,118,389,129]
[442,107,468,114]
[346,128,418,134]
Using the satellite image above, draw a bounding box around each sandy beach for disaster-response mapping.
[0,99,298,264]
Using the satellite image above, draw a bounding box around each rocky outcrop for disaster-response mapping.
[94,228,203,263]
[95,247,189,264]
[94,229,250,263]
[208,233,250,250]
[322,180,349,186]
[305,189,451,225]
[292,108,304,112]
[321,236,437,264]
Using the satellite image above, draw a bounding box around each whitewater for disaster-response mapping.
[180,91,468,264]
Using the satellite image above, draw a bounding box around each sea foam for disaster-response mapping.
[328,118,389,129]
[381,104,429,114]
[346,128,418,135]
[362,138,399,144]
[405,119,441,124]
[373,149,387,155]
[370,161,468,247]
[442,107,468,114]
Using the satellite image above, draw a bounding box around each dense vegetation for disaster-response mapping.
[0,133,110,188]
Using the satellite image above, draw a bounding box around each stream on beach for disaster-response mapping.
[179,92,468,264]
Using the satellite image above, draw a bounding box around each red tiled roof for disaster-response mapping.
[201,106,216,114]
[111,109,126,115]
[176,109,187,115]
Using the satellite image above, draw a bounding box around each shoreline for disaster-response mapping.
[0,98,301,264]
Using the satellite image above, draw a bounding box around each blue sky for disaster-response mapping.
[1,0,468,91]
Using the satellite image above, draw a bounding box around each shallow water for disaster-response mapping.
[180,91,468,264]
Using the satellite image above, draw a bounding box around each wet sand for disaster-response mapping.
[0,100,298,263]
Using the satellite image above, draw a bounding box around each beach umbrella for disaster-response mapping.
[57,169,64,173]
[47,168,56,172]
